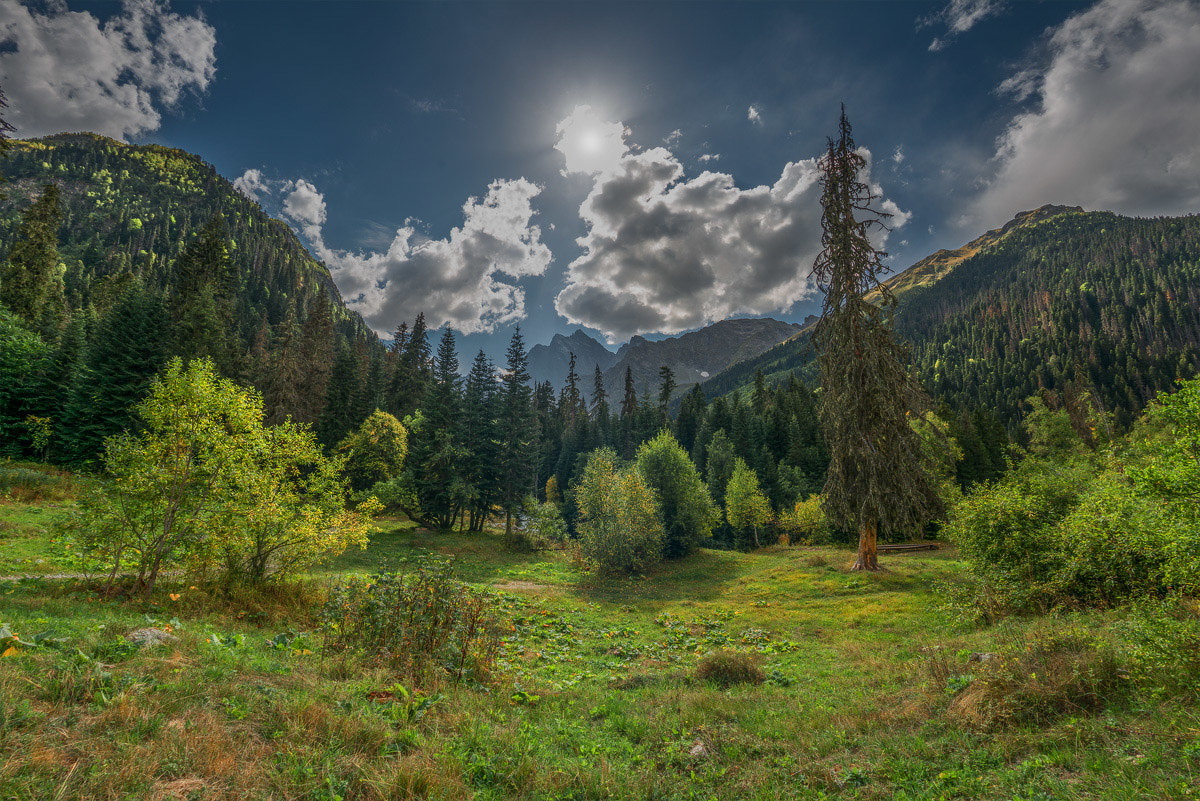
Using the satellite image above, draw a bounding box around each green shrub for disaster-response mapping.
[695,650,765,687]
[1121,599,1200,703]
[575,448,665,575]
[336,410,408,492]
[320,558,501,686]
[506,497,566,551]
[778,494,832,545]
[634,431,718,558]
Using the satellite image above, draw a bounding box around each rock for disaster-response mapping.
[689,741,709,758]
[127,628,177,647]
[967,652,996,662]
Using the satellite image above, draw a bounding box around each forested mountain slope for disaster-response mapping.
[701,206,1200,429]
[0,133,369,341]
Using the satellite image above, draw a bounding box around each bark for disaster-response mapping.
[851,519,881,571]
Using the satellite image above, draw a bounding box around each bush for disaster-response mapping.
[320,558,501,686]
[946,630,1127,731]
[778,494,832,545]
[1121,598,1200,702]
[0,463,76,503]
[635,431,718,558]
[575,448,665,575]
[695,650,765,687]
[336,410,408,492]
[506,497,566,551]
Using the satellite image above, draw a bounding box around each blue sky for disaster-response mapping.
[3,0,1199,361]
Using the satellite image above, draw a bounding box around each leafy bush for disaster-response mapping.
[506,496,566,551]
[336,410,408,492]
[946,631,1127,731]
[575,448,665,575]
[1121,599,1200,703]
[635,431,718,558]
[777,494,832,545]
[725,458,772,549]
[695,650,765,687]
[320,558,501,686]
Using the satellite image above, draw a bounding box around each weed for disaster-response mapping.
[694,649,765,687]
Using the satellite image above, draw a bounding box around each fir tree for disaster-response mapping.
[169,214,239,377]
[295,288,333,424]
[497,327,535,536]
[461,350,499,531]
[658,365,676,418]
[1,183,64,335]
[60,282,169,464]
[317,342,360,448]
[811,108,942,571]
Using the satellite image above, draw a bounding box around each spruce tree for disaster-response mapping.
[296,288,334,425]
[1,183,64,334]
[497,327,535,536]
[811,108,942,571]
[461,350,499,530]
[657,365,676,417]
[317,342,360,448]
[169,214,239,376]
[60,282,169,464]
[410,329,464,528]
[387,312,431,418]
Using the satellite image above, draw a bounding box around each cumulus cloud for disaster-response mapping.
[923,0,1005,51]
[554,105,630,176]
[553,110,906,342]
[0,0,216,139]
[249,173,552,335]
[747,105,763,126]
[971,0,1200,227]
[233,168,268,201]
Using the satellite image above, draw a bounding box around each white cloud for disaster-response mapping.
[923,0,1005,51]
[698,153,720,163]
[554,105,630,176]
[553,110,906,342]
[253,174,552,335]
[971,0,1200,227]
[233,168,268,201]
[747,104,763,126]
[892,146,905,164]
[664,129,683,145]
[0,0,216,140]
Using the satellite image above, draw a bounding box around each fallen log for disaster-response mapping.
[877,543,940,552]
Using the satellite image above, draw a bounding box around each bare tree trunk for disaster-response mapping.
[851,520,880,571]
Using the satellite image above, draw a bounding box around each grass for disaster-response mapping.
[1,504,1198,798]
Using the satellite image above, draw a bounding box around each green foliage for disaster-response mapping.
[634,431,717,558]
[724,458,772,549]
[336,410,408,493]
[320,559,501,685]
[0,306,49,455]
[575,448,665,575]
[778,494,833,545]
[79,358,371,593]
[507,496,567,551]
[0,183,63,335]
[949,377,1200,615]
[1120,599,1200,702]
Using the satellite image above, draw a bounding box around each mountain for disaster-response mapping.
[700,205,1200,429]
[0,133,371,341]
[527,329,619,389]
[601,317,802,401]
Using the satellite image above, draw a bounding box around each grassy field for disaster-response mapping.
[1,488,1198,799]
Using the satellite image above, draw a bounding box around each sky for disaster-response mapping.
[2,0,1199,361]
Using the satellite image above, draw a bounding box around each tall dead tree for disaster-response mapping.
[812,107,943,571]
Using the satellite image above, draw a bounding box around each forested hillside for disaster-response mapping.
[0,134,394,461]
[701,206,1200,430]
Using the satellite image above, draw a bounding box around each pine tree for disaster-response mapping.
[591,364,608,416]
[169,214,239,376]
[60,282,169,464]
[386,312,431,418]
[295,288,333,425]
[620,366,638,418]
[317,342,360,448]
[259,302,305,425]
[811,108,943,571]
[410,329,464,529]
[658,365,676,418]
[1,183,64,334]
[461,350,499,531]
[497,327,535,536]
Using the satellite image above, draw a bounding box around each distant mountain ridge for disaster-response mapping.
[527,318,802,401]
[699,205,1200,429]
